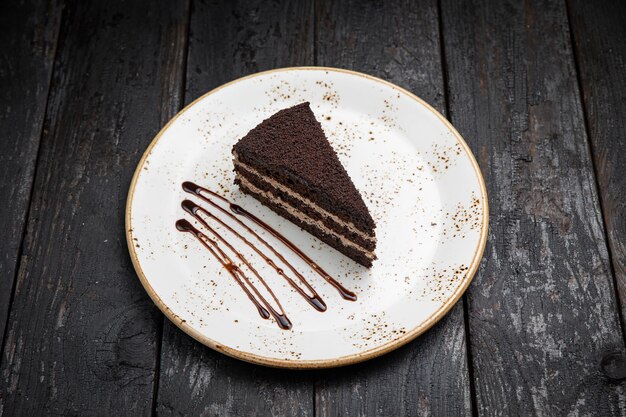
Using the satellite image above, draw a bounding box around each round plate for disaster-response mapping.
[126,67,488,368]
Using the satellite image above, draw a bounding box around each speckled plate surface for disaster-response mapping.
[126,67,488,368]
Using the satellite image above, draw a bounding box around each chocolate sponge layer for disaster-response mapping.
[235,179,374,268]
[234,164,376,251]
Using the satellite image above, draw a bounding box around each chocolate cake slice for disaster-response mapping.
[232,102,376,267]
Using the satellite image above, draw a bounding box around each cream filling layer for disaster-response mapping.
[233,158,375,244]
[236,173,376,260]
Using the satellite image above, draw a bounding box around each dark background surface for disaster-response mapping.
[1,0,625,415]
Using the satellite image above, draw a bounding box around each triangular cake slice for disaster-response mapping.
[232,102,376,267]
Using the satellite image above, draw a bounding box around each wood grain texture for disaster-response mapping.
[155,1,316,416]
[440,0,626,415]
[0,0,62,350]
[184,0,315,103]
[0,1,189,415]
[314,1,472,416]
[568,0,626,338]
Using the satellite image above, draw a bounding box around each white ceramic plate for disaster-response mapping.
[126,67,488,368]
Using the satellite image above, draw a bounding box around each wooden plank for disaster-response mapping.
[440,0,626,415]
[0,1,189,415]
[184,0,315,102]
[0,0,62,349]
[314,1,473,416]
[154,1,316,416]
[568,0,626,338]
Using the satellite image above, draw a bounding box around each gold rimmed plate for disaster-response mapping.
[126,67,488,368]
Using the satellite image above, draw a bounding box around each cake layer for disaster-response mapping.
[235,173,375,259]
[235,175,375,267]
[235,150,374,234]
[234,159,375,251]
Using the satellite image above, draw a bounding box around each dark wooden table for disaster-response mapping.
[1,0,625,415]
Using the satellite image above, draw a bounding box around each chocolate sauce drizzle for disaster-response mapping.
[182,199,326,312]
[176,219,291,329]
[176,181,357,330]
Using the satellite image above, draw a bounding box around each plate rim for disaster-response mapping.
[125,66,489,369]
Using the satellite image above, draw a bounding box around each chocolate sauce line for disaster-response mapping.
[182,182,324,303]
[182,199,326,312]
[179,201,289,317]
[182,181,357,301]
[176,219,292,330]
